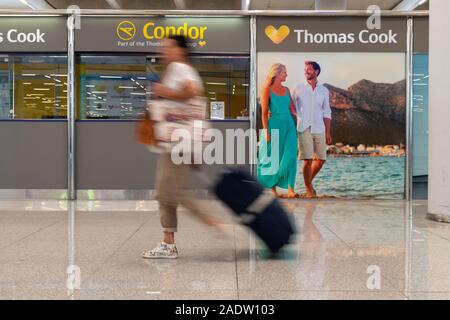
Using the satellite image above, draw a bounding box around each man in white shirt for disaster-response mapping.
[292,61,332,198]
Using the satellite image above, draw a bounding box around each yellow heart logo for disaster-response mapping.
[265,25,290,44]
[199,41,207,47]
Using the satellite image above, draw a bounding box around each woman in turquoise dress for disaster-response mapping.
[257,63,298,198]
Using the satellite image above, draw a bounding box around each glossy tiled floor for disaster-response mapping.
[0,199,449,300]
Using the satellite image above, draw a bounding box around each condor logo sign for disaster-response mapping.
[116,20,208,47]
[0,29,46,44]
[117,21,136,41]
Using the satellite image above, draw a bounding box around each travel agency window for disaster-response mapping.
[11,55,68,119]
[77,55,155,120]
[193,56,249,120]
[0,17,68,119]
[75,16,250,121]
[76,54,249,120]
[0,16,69,192]
[0,55,11,119]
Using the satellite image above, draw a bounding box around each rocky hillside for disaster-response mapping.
[324,79,406,145]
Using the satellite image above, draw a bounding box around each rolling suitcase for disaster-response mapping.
[211,169,296,254]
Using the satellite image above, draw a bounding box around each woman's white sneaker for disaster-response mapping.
[142,242,178,259]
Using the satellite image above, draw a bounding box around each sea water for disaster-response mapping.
[294,156,406,199]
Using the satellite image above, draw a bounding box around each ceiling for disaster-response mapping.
[0,0,30,9]
[0,0,429,10]
[250,0,406,10]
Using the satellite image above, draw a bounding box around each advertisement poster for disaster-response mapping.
[0,69,10,119]
[256,17,407,199]
[210,101,225,119]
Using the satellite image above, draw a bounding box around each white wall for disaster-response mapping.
[428,0,450,219]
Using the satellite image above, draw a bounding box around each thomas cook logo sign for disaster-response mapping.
[116,20,208,48]
[0,29,46,44]
[117,21,136,41]
[262,23,399,47]
[265,25,290,44]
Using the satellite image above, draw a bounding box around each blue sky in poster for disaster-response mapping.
[257,52,405,91]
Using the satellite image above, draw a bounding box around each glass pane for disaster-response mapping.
[0,56,11,119]
[13,55,68,119]
[412,54,429,178]
[192,57,250,120]
[77,55,249,120]
[412,53,429,199]
[78,55,156,120]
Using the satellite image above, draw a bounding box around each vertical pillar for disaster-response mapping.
[67,15,76,200]
[250,16,257,177]
[249,16,258,268]
[428,0,450,222]
[406,17,413,201]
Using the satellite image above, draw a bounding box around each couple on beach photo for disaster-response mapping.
[257,61,332,199]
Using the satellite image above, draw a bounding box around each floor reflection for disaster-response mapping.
[1,199,450,299]
[244,200,413,294]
